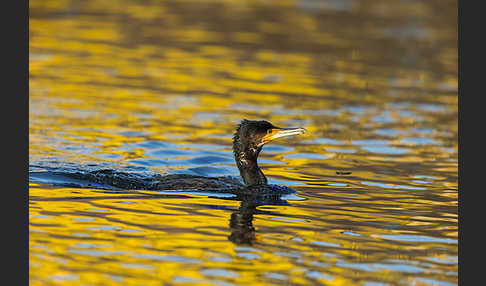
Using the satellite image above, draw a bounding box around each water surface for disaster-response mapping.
[29,0,457,285]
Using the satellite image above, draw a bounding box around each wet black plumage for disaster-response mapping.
[49,119,306,194]
[232,119,275,186]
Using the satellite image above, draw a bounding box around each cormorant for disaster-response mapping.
[231,119,307,191]
[40,119,307,194]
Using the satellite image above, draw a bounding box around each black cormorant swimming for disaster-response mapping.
[53,119,307,194]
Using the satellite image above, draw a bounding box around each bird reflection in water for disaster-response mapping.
[228,193,291,245]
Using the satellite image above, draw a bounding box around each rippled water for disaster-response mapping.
[29,0,457,285]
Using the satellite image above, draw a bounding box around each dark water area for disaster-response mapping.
[29,0,457,285]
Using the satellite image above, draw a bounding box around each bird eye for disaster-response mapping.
[267,129,273,134]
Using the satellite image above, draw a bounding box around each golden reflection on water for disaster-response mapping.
[30,0,457,285]
[29,179,457,285]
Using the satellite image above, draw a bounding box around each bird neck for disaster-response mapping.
[238,160,267,186]
[233,140,267,186]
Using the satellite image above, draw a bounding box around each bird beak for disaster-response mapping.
[261,127,307,145]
